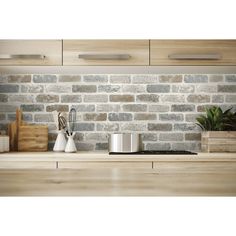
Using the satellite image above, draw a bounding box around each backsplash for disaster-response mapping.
[0,74,236,151]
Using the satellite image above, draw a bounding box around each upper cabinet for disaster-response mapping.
[150,40,236,66]
[0,40,62,66]
[63,40,149,66]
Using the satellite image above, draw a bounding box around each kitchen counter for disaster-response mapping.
[0,151,236,196]
[0,151,236,161]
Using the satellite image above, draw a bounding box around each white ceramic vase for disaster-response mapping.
[65,133,77,153]
[53,130,66,152]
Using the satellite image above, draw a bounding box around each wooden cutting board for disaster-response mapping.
[8,109,48,152]
[18,126,48,152]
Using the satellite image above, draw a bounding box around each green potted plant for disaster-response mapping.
[196,106,236,152]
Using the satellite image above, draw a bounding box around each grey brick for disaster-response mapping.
[225,95,236,103]
[74,123,95,131]
[0,85,19,93]
[218,85,236,93]
[21,85,44,93]
[172,85,195,93]
[76,142,94,151]
[161,95,185,103]
[61,95,82,103]
[148,123,172,131]
[225,75,236,82]
[185,114,201,122]
[196,85,217,93]
[159,133,184,141]
[58,75,81,82]
[149,105,169,112]
[36,94,59,103]
[159,113,184,121]
[9,95,34,103]
[0,76,7,83]
[209,75,224,82]
[46,105,69,112]
[159,75,182,83]
[108,113,132,121]
[136,94,159,103]
[146,143,171,151]
[45,85,71,93]
[34,114,54,122]
[98,85,120,93]
[96,123,119,132]
[197,105,214,112]
[121,123,146,131]
[134,113,157,120]
[95,143,108,150]
[84,95,108,103]
[74,133,84,142]
[83,75,108,83]
[212,95,224,103]
[0,114,6,120]
[141,133,157,141]
[7,75,31,83]
[171,104,195,112]
[85,133,108,141]
[185,133,201,141]
[123,104,147,112]
[187,95,210,103]
[171,142,201,151]
[0,94,8,102]
[0,123,8,131]
[174,123,199,131]
[83,113,107,121]
[122,85,146,93]
[184,75,208,83]
[147,85,170,93]
[72,104,95,112]
[110,75,131,84]
[96,104,120,112]
[72,85,97,93]
[21,104,44,112]
[133,75,158,84]
[33,75,57,83]
[110,95,134,102]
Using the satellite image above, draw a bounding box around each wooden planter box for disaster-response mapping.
[201,131,236,153]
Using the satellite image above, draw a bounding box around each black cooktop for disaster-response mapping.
[109,150,197,155]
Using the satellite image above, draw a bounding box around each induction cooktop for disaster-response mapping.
[109,150,197,155]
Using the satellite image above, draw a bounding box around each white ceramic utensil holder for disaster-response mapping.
[65,133,77,153]
[53,130,67,152]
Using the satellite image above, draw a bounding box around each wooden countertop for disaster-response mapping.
[0,168,236,196]
[0,151,236,162]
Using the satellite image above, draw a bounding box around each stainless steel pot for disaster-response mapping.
[109,133,141,153]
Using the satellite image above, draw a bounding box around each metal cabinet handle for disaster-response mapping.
[0,54,46,60]
[168,53,221,60]
[78,54,131,60]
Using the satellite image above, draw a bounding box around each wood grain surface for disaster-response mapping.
[0,169,236,196]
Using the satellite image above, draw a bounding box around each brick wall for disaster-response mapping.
[0,74,236,151]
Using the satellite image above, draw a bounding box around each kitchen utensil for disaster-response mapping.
[109,133,141,153]
[53,130,67,152]
[69,108,76,135]
[65,132,77,153]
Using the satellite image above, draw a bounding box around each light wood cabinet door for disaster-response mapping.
[0,40,62,65]
[0,161,56,169]
[153,161,236,173]
[150,40,236,65]
[63,40,149,65]
[58,161,152,169]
